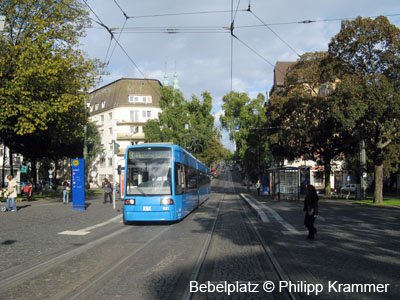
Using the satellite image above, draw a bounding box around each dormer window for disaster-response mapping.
[101,101,106,108]
[95,103,99,110]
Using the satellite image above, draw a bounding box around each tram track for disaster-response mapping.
[0,223,174,299]
[0,226,130,292]
[1,172,299,299]
[181,171,298,300]
[56,198,222,299]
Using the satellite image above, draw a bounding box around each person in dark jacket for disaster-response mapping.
[102,178,113,203]
[303,184,319,239]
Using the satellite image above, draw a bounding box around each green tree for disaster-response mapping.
[144,87,225,166]
[0,0,102,162]
[328,16,400,203]
[220,91,270,181]
[265,52,354,195]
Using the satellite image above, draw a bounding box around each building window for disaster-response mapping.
[130,126,138,133]
[101,115,104,122]
[142,111,151,118]
[95,103,99,110]
[130,110,139,122]
[109,127,112,134]
[108,158,113,167]
[129,95,152,104]
[108,112,112,120]
[101,101,106,108]
[99,157,106,167]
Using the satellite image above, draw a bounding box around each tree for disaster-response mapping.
[328,16,400,203]
[144,87,225,166]
[265,52,355,195]
[0,0,102,164]
[220,91,270,181]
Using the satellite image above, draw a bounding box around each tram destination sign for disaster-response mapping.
[129,149,171,160]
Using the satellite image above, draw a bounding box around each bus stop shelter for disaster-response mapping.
[267,167,300,201]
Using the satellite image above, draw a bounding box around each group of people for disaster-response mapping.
[1,176,117,211]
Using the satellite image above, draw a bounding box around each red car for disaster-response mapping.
[210,169,218,177]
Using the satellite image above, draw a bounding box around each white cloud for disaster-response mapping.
[81,0,400,150]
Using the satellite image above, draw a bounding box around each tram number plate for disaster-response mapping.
[143,206,151,211]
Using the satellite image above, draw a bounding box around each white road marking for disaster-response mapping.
[240,194,270,223]
[58,230,90,236]
[242,194,307,235]
[58,215,121,235]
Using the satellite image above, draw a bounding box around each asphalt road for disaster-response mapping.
[0,171,398,300]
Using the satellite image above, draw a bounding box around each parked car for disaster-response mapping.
[210,169,218,178]
[340,184,357,194]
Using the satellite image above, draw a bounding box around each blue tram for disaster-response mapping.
[123,144,211,223]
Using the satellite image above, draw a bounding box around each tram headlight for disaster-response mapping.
[160,198,173,205]
[125,199,135,205]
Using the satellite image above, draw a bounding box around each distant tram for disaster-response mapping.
[123,144,211,223]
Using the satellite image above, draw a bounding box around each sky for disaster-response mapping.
[80,0,400,151]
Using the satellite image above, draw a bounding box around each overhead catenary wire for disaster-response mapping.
[235,13,400,28]
[82,0,161,97]
[234,35,275,69]
[124,9,248,19]
[247,7,301,58]
[102,0,130,75]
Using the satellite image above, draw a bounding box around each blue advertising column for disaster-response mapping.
[72,159,86,210]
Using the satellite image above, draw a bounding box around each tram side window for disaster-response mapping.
[175,163,185,195]
[199,171,210,189]
[187,166,198,192]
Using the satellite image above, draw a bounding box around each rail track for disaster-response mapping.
[0,172,298,300]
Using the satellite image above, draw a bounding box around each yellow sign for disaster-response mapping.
[72,160,80,166]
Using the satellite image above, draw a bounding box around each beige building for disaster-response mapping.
[88,78,162,185]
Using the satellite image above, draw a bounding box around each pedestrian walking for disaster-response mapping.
[102,178,113,203]
[23,179,33,201]
[256,179,261,196]
[4,175,18,212]
[62,178,71,204]
[303,184,319,239]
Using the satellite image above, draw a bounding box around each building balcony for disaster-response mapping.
[116,120,146,126]
[117,132,145,141]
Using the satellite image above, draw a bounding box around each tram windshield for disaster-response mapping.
[126,147,172,195]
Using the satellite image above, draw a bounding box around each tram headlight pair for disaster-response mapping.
[125,199,135,205]
[160,198,173,205]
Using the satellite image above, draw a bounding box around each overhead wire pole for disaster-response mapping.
[230,0,234,99]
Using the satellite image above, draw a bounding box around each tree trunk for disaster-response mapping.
[324,160,332,196]
[374,164,383,204]
[9,148,13,176]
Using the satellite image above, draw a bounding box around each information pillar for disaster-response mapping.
[71,159,86,210]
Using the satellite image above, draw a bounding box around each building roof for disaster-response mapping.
[270,61,295,95]
[88,78,162,115]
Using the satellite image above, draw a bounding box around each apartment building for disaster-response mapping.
[88,78,163,185]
